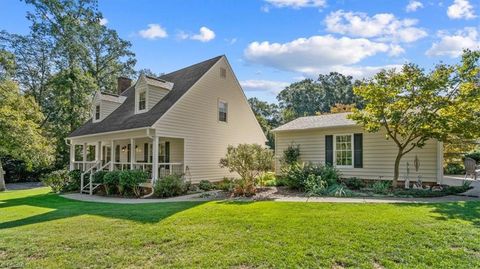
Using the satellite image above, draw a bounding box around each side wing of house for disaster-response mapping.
[153,56,267,182]
[275,126,443,183]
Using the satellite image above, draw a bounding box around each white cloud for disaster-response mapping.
[179,27,216,42]
[388,44,406,56]
[324,10,428,43]
[406,0,423,12]
[139,24,168,40]
[99,18,108,25]
[426,27,480,57]
[225,38,237,45]
[263,0,326,9]
[447,0,476,19]
[240,80,290,94]
[244,35,390,76]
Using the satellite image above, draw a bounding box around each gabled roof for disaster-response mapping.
[69,55,223,137]
[272,112,356,132]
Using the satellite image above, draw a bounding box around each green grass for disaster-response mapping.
[1,188,479,268]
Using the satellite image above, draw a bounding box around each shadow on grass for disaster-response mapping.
[396,201,480,227]
[0,192,204,230]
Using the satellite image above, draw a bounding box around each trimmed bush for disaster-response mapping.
[283,163,341,190]
[41,170,69,193]
[154,174,189,198]
[119,170,148,197]
[342,177,365,190]
[64,169,82,192]
[198,180,214,191]
[282,143,300,165]
[256,172,276,187]
[103,170,121,195]
[444,163,465,175]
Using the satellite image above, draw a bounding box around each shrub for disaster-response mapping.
[63,169,82,192]
[198,180,214,191]
[41,170,69,193]
[217,178,235,192]
[465,152,480,163]
[119,170,148,197]
[219,144,274,196]
[444,163,465,175]
[103,170,121,195]
[283,163,341,190]
[154,174,189,198]
[304,174,327,196]
[343,177,365,190]
[325,184,353,197]
[372,180,392,194]
[282,143,300,165]
[256,172,276,187]
[92,171,108,184]
[232,179,256,197]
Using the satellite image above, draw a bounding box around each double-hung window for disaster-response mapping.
[334,134,353,167]
[138,91,146,111]
[95,105,100,120]
[218,100,228,122]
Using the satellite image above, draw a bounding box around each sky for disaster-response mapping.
[1,0,479,103]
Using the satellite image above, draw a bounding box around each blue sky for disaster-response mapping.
[1,0,479,103]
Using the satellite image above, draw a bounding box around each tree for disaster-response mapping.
[277,72,360,119]
[0,79,53,190]
[248,97,281,148]
[350,50,480,187]
[329,103,356,114]
[219,144,274,184]
[137,68,163,78]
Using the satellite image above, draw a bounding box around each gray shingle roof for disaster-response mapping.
[69,55,223,137]
[272,112,356,132]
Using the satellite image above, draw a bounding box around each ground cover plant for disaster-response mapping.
[1,187,480,268]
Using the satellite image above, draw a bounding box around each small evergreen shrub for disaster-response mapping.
[154,174,189,198]
[41,170,69,193]
[372,180,392,194]
[64,169,82,192]
[217,178,235,192]
[92,171,108,184]
[282,143,300,165]
[119,170,148,197]
[343,177,365,190]
[198,180,214,191]
[444,163,465,175]
[103,170,121,195]
[283,163,341,190]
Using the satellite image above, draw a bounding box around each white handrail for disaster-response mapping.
[80,161,100,194]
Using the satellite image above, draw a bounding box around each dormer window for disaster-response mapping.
[95,105,100,120]
[139,91,146,111]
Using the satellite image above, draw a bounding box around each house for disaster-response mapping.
[272,113,444,184]
[67,56,266,194]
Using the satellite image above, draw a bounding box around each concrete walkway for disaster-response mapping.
[443,176,480,197]
[5,182,44,190]
[62,190,222,204]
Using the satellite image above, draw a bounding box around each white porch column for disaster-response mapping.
[69,142,75,171]
[110,140,115,171]
[96,141,101,163]
[82,142,87,170]
[152,136,159,182]
[130,138,135,170]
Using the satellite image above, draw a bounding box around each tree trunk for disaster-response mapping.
[0,160,6,191]
[393,149,403,188]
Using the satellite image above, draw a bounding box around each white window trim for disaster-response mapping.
[217,98,228,123]
[333,133,354,168]
[93,103,101,123]
[136,89,148,114]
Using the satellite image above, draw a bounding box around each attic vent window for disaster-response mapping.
[139,91,146,111]
[95,105,100,120]
[220,67,226,78]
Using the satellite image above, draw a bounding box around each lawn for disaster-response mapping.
[1,188,479,268]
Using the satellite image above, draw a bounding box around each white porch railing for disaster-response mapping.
[158,162,183,178]
[73,161,97,171]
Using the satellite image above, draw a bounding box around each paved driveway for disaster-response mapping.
[443,175,480,197]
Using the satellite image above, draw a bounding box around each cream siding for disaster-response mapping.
[275,126,440,182]
[100,100,120,120]
[134,78,148,114]
[147,85,170,109]
[153,57,266,182]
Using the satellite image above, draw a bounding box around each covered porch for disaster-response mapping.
[68,128,184,194]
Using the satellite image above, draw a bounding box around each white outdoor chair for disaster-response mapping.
[464,157,480,180]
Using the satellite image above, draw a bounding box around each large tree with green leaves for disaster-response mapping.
[248,97,281,148]
[0,57,53,190]
[277,72,360,119]
[350,50,480,187]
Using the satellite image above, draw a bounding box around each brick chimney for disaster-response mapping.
[117,77,132,95]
